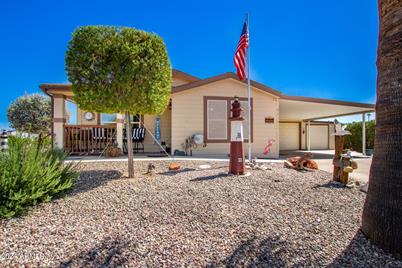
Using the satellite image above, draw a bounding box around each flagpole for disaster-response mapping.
[246,13,252,163]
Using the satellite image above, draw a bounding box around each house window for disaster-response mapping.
[65,101,77,124]
[207,99,228,141]
[204,97,253,143]
[101,113,116,124]
[100,114,143,127]
[130,114,143,128]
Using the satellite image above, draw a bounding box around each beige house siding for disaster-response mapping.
[77,108,100,125]
[53,96,66,148]
[140,76,178,152]
[171,78,280,158]
[142,108,171,152]
[45,71,362,157]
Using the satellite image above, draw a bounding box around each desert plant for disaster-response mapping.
[65,26,172,177]
[0,136,77,218]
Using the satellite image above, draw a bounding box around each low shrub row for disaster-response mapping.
[344,120,375,153]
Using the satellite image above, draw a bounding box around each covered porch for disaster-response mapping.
[40,84,172,155]
[279,95,375,155]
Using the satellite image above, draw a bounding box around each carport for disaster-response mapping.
[279,95,375,154]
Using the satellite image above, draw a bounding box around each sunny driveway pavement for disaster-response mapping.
[280,150,372,183]
[314,158,372,183]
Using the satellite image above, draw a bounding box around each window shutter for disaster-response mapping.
[207,100,227,140]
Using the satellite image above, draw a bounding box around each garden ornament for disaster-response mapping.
[146,163,156,176]
[331,119,354,185]
[263,139,275,155]
[229,96,246,175]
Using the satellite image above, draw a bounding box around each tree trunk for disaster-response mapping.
[125,112,134,178]
[361,0,402,256]
[36,133,43,157]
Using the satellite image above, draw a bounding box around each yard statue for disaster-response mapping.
[335,152,359,184]
[229,96,246,175]
[263,139,275,155]
[331,120,357,185]
[230,96,243,119]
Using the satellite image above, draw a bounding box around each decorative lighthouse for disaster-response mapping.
[229,96,246,175]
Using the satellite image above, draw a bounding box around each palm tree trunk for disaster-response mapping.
[361,0,402,256]
[125,112,134,178]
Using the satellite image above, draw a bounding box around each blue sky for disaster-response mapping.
[1,0,378,128]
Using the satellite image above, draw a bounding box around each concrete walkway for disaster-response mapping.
[314,158,372,183]
[65,155,284,163]
[66,150,372,182]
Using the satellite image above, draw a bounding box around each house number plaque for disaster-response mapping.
[265,117,274,124]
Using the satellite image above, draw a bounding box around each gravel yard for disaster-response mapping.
[1,160,401,267]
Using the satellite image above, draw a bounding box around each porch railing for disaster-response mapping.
[64,125,116,155]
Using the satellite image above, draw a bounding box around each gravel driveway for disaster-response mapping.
[0,161,400,267]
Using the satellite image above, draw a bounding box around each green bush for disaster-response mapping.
[344,120,375,152]
[7,93,51,136]
[0,137,77,218]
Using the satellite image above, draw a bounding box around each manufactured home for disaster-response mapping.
[40,69,375,158]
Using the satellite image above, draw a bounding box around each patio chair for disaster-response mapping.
[92,127,107,152]
[123,127,146,153]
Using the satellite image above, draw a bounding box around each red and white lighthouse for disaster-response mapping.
[229,96,246,175]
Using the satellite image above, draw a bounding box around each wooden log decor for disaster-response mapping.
[331,120,353,184]
[332,135,344,182]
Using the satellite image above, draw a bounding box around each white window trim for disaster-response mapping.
[101,113,117,125]
[204,96,253,143]
[206,99,228,141]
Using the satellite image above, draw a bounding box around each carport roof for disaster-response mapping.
[279,95,375,121]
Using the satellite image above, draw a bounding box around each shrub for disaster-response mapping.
[65,25,172,178]
[7,94,51,136]
[344,120,375,152]
[0,137,78,218]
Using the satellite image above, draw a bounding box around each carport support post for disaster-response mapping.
[307,121,311,151]
[362,113,366,155]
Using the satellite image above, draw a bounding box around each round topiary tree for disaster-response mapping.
[65,26,172,177]
[7,93,51,140]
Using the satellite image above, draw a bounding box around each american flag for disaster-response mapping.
[234,20,249,81]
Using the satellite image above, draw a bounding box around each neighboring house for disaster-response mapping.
[40,69,375,158]
[0,129,14,151]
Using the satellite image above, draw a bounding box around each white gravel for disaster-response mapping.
[0,160,401,267]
